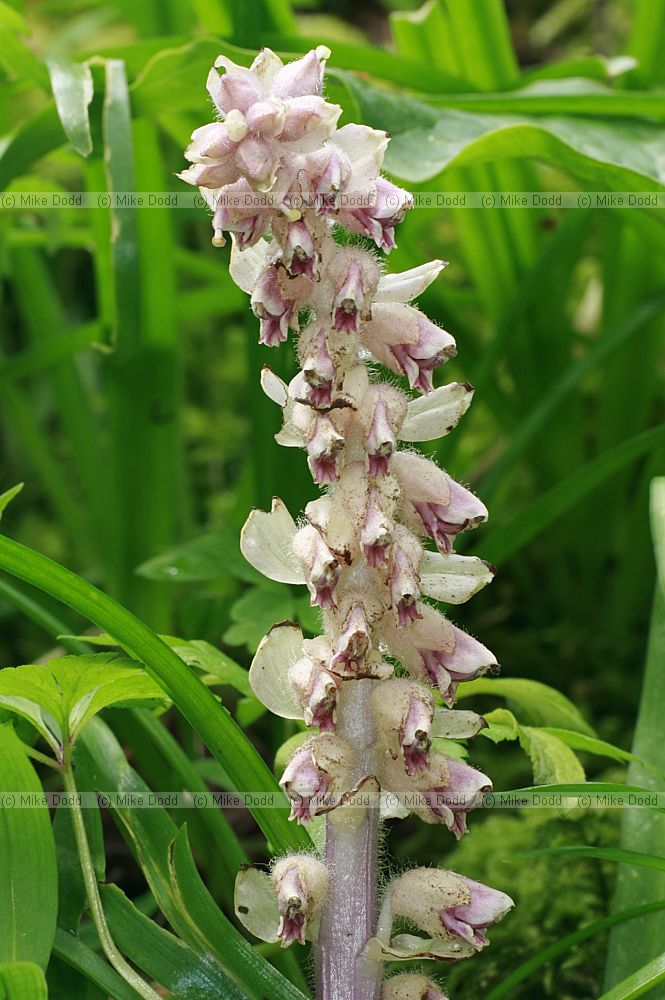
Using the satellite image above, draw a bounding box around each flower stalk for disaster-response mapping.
[182,44,513,1000]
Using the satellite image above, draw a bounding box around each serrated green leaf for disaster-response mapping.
[519,726,586,785]
[459,677,595,735]
[0,726,57,969]
[0,654,168,761]
[540,728,660,774]
[480,707,520,744]
[46,56,93,157]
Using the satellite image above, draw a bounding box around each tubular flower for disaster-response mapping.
[386,869,513,953]
[189,44,510,992]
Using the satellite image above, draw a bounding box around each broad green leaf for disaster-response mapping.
[100,885,249,1000]
[52,929,142,1000]
[0,726,57,969]
[0,962,47,1000]
[600,953,665,1000]
[424,78,665,120]
[459,677,595,735]
[485,901,665,1000]
[518,727,586,785]
[0,483,24,519]
[340,73,665,189]
[46,56,94,157]
[79,720,308,1000]
[605,479,665,990]
[0,654,168,761]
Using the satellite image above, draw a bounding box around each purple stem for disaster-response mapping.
[315,681,383,1000]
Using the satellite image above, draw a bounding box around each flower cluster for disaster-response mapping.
[182,45,512,998]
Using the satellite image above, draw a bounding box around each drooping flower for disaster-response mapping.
[280,734,355,822]
[272,855,329,946]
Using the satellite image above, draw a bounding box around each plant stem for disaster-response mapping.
[316,680,382,1000]
[62,763,163,1000]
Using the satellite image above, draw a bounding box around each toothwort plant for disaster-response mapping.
[181,45,513,1000]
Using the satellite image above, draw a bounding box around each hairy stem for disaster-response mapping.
[62,763,163,1000]
[316,680,382,1000]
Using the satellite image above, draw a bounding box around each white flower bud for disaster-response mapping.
[271,854,329,946]
[372,678,433,775]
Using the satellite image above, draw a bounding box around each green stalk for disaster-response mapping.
[62,763,162,1000]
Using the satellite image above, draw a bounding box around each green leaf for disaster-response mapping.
[136,528,260,584]
[340,73,665,189]
[0,104,65,191]
[167,827,307,1000]
[459,677,595,735]
[483,425,665,564]
[79,719,308,1000]
[224,586,296,654]
[0,534,309,853]
[52,928,142,1000]
[0,962,48,1000]
[63,634,252,698]
[46,56,94,157]
[512,846,665,873]
[100,885,250,1000]
[480,707,520,744]
[0,726,57,969]
[540,728,661,775]
[0,485,23,521]
[518,727,586,785]
[605,479,665,989]
[485,901,665,1000]
[0,654,168,761]
[599,952,665,1000]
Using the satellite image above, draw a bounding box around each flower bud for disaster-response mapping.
[389,528,423,626]
[280,734,355,822]
[289,655,338,731]
[366,399,397,477]
[283,220,318,278]
[280,95,341,145]
[251,266,298,346]
[272,854,329,947]
[392,452,487,554]
[301,326,335,407]
[372,679,433,775]
[361,488,394,567]
[292,524,340,609]
[328,252,380,333]
[380,604,497,705]
[340,177,412,252]
[331,602,372,676]
[363,304,456,395]
[381,752,490,837]
[383,974,448,1000]
[272,48,327,99]
[306,415,345,484]
[388,868,513,951]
